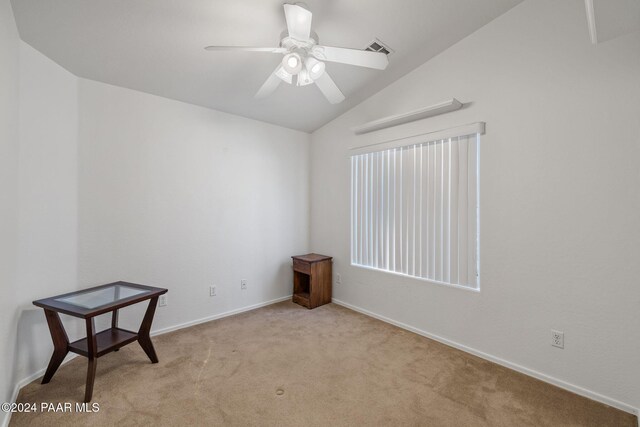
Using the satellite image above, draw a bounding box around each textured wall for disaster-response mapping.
[310,0,640,412]
[0,0,20,422]
[76,78,310,334]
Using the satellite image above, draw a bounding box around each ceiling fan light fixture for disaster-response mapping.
[275,66,293,84]
[282,52,303,75]
[297,68,313,86]
[305,57,325,80]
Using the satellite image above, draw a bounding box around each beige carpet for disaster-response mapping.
[11,302,636,426]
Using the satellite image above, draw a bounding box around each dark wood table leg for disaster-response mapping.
[137,296,159,363]
[84,317,98,402]
[111,309,118,328]
[41,309,69,384]
[111,309,119,351]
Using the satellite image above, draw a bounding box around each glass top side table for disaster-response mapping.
[33,281,168,402]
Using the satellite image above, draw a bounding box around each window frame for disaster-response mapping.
[349,123,483,292]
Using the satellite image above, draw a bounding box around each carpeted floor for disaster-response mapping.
[11,301,636,426]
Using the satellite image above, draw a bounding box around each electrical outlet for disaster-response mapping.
[159,295,168,307]
[336,273,342,285]
[209,285,216,296]
[241,280,247,290]
[551,330,564,348]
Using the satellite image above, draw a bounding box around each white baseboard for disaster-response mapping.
[1,295,292,427]
[332,298,639,418]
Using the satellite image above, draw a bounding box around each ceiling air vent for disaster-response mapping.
[364,38,393,56]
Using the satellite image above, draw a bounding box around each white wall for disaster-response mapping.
[13,40,80,389]
[0,0,20,415]
[310,0,640,413]
[77,79,310,333]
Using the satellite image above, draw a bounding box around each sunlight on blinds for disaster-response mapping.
[350,134,479,289]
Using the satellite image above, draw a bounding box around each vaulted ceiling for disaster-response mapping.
[11,0,523,132]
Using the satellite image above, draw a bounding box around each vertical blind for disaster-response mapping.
[350,133,479,289]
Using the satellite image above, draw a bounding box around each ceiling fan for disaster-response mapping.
[204,3,389,104]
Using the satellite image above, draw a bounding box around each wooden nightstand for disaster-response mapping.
[291,253,332,309]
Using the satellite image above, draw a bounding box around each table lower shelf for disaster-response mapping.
[69,328,138,358]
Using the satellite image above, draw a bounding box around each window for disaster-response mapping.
[350,130,480,290]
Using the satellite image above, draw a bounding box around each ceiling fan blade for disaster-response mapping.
[204,46,287,53]
[255,66,287,99]
[283,4,312,41]
[314,72,345,104]
[312,45,388,70]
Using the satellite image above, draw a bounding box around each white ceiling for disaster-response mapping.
[11,0,523,132]
[590,0,640,44]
